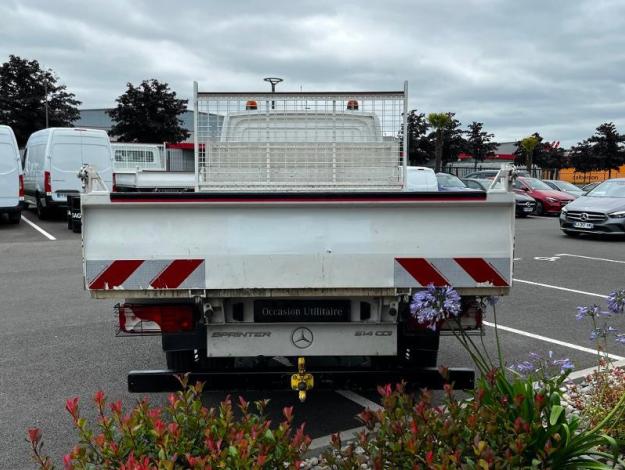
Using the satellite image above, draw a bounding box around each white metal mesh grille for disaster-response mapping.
[194,91,406,191]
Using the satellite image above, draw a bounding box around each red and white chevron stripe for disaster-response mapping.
[394,257,510,288]
[86,259,205,290]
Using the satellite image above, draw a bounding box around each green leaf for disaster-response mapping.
[550,405,564,426]
[264,429,275,442]
[228,445,238,457]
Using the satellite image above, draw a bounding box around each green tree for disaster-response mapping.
[464,121,497,170]
[427,112,464,172]
[587,122,625,177]
[0,55,81,146]
[399,110,432,165]
[537,142,568,179]
[428,113,449,173]
[570,140,597,173]
[108,79,189,143]
[515,134,541,170]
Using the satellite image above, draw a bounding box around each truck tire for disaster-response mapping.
[36,195,49,220]
[7,211,21,224]
[71,218,81,233]
[165,350,195,371]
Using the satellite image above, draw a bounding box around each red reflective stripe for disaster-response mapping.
[150,259,203,289]
[396,258,449,286]
[454,258,509,287]
[89,260,144,289]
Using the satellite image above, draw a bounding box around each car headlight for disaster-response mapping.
[546,197,557,202]
[561,206,568,213]
[609,210,625,218]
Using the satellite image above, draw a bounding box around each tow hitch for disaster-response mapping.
[290,357,314,402]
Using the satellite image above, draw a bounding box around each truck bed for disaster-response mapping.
[114,170,194,191]
[82,190,515,298]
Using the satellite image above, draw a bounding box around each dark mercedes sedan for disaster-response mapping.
[560,178,625,236]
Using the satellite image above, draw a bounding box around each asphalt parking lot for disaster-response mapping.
[1,210,625,467]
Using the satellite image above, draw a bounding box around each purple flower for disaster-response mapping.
[485,296,499,307]
[511,361,535,375]
[590,325,619,340]
[410,284,461,331]
[576,305,600,320]
[607,289,625,314]
[511,351,574,377]
[552,357,575,374]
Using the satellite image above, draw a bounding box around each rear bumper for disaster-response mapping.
[0,203,21,214]
[128,366,475,393]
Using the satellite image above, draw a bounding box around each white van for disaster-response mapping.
[405,166,438,191]
[23,128,113,219]
[0,125,23,224]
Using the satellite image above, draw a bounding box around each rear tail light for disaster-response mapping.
[115,303,194,335]
[18,174,24,200]
[44,171,52,195]
[112,173,117,193]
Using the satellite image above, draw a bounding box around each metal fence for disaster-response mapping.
[193,84,408,191]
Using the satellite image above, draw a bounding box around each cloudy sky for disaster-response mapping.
[1,0,624,146]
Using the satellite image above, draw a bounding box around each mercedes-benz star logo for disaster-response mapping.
[291,327,313,349]
[581,213,588,221]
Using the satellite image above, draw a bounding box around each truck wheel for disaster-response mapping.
[36,195,48,220]
[165,350,195,371]
[71,219,81,233]
[8,211,21,224]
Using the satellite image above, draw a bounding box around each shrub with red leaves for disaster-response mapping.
[27,375,310,469]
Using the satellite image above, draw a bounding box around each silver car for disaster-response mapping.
[560,178,625,236]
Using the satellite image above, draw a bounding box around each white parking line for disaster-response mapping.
[21,215,56,241]
[336,390,383,412]
[513,279,607,299]
[483,321,625,361]
[554,253,625,264]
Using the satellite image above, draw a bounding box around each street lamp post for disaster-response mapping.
[44,79,49,128]
[263,77,283,110]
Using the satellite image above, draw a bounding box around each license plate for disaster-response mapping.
[523,207,534,212]
[254,300,350,322]
[573,222,593,229]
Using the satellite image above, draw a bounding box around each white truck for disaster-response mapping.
[111,142,196,192]
[80,83,515,399]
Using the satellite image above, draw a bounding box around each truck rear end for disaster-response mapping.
[81,84,515,398]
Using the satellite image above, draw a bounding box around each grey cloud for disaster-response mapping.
[1,0,625,146]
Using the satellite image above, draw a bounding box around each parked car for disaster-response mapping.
[464,169,530,179]
[560,178,625,236]
[581,181,602,193]
[23,128,114,219]
[463,178,536,217]
[514,177,575,215]
[405,166,438,191]
[436,172,473,191]
[542,180,584,198]
[0,125,23,224]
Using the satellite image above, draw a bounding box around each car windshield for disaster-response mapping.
[437,174,466,188]
[586,180,625,198]
[555,181,581,192]
[523,178,552,190]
